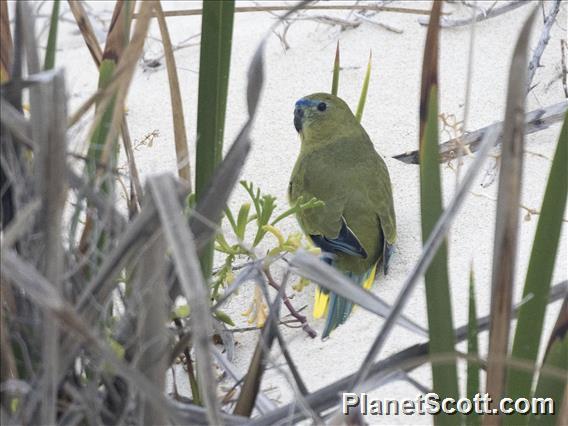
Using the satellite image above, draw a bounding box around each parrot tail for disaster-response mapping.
[313,263,378,339]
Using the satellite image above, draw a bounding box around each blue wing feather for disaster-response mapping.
[310,218,367,258]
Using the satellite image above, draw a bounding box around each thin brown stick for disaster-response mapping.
[418,0,528,27]
[263,268,317,338]
[134,4,444,19]
[173,318,201,405]
[154,1,191,188]
[67,0,103,66]
[353,12,403,34]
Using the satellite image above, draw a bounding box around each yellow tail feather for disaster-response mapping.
[313,287,330,319]
[363,263,378,290]
[347,263,378,315]
[313,263,378,319]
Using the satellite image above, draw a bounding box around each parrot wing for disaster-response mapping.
[369,150,397,247]
[309,217,368,258]
[368,153,396,274]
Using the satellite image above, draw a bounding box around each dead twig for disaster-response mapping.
[470,191,568,223]
[134,4,445,19]
[527,0,561,94]
[418,0,528,27]
[393,101,568,164]
[173,318,201,405]
[263,268,317,338]
[353,12,403,34]
[291,15,360,31]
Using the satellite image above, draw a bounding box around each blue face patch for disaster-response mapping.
[294,98,317,109]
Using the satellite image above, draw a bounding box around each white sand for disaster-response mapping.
[39,0,567,423]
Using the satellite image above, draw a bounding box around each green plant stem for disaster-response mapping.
[43,0,60,70]
[506,112,568,416]
[420,86,460,416]
[195,0,235,279]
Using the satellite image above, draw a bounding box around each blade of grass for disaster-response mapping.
[133,226,168,425]
[170,16,270,303]
[467,265,480,426]
[331,41,339,96]
[148,174,221,425]
[420,84,460,419]
[417,2,460,418]
[31,69,67,426]
[97,0,143,172]
[67,0,103,66]
[20,1,40,75]
[155,1,191,187]
[505,111,568,421]
[195,0,235,280]
[355,50,371,123]
[43,0,60,70]
[484,9,537,425]
[0,2,21,235]
[68,0,143,209]
[528,298,567,426]
[79,0,135,253]
[0,0,12,82]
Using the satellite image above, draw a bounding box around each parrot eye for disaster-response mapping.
[317,102,327,112]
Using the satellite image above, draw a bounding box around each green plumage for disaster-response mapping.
[289,93,396,336]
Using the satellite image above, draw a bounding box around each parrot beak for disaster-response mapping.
[294,106,304,132]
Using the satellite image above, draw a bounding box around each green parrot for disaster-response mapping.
[289,93,397,338]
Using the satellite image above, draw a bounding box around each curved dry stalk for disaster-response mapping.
[67,0,103,66]
[154,1,191,187]
[148,175,221,425]
[67,2,145,209]
[484,11,537,421]
[98,1,153,170]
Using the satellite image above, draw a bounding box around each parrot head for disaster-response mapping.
[293,93,357,141]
